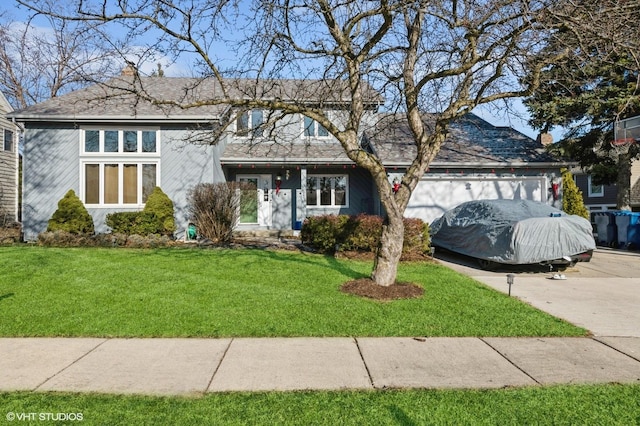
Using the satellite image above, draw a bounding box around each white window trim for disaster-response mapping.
[2,128,14,152]
[234,110,265,138]
[80,128,160,156]
[302,116,330,139]
[306,174,349,208]
[79,127,161,208]
[80,160,161,208]
[588,175,604,197]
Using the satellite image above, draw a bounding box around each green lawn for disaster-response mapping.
[2,246,636,424]
[0,246,585,337]
[2,385,639,425]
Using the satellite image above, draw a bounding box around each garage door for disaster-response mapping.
[405,176,548,224]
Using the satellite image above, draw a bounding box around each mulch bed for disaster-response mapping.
[341,278,424,301]
[335,250,434,263]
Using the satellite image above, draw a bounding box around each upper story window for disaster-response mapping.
[306,175,348,207]
[588,175,604,197]
[235,110,264,137]
[80,128,160,207]
[83,129,157,154]
[3,129,14,152]
[303,116,329,138]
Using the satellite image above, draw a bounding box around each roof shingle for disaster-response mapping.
[369,113,557,166]
[10,76,382,122]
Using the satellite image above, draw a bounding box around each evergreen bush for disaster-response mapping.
[143,187,176,236]
[561,168,590,220]
[47,190,94,235]
[105,211,164,236]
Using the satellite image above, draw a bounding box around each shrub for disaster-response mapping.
[104,187,175,237]
[301,215,350,253]
[38,230,89,247]
[342,214,383,251]
[125,233,172,248]
[561,168,590,220]
[106,212,140,235]
[187,182,245,243]
[403,217,431,256]
[143,187,176,236]
[302,214,430,255]
[92,233,128,247]
[106,211,164,236]
[47,190,94,235]
[0,221,21,244]
[37,231,172,248]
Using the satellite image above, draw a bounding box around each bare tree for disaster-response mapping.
[0,6,124,108]
[17,0,582,286]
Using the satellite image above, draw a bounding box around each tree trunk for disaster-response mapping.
[617,151,632,210]
[371,211,404,287]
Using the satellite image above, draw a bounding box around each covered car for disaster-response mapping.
[430,199,596,269]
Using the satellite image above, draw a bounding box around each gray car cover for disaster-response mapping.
[430,199,596,264]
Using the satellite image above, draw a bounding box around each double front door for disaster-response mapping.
[237,175,272,226]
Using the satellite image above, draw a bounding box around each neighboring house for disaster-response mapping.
[572,170,617,213]
[0,92,19,223]
[9,72,571,241]
[616,115,640,212]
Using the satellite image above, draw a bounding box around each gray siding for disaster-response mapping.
[22,124,79,240]
[22,123,223,240]
[158,126,224,237]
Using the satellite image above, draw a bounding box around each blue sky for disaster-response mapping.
[3,0,556,142]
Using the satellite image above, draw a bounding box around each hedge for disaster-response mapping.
[301,214,430,255]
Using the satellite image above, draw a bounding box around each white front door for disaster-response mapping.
[237,174,272,226]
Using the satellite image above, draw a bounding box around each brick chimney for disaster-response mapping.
[537,132,553,146]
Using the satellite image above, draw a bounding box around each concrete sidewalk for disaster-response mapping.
[1,336,640,395]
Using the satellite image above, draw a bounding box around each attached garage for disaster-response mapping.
[370,113,570,226]
[405,175,549,224]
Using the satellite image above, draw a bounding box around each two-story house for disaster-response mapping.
[9,72,571,241]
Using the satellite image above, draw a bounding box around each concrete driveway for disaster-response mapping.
[435,248,640,337]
